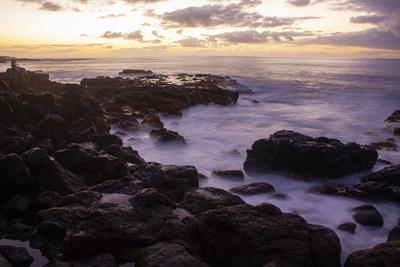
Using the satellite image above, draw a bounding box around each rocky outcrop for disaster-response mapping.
[150,128,186,144]
[244,130,378,177]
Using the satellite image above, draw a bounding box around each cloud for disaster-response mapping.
[350,15,388,24]
[123,0,165,4]
[210,30,313,44]
[101,30,144,41]
[161,4,318,28]
[287,0,311,7]
[98,13,126,19]
[39,2,63,11]
[303,28,400,50]
[176,37,206,47]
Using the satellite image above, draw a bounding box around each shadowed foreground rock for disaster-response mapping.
[244,130,378,177]
[345,241,400,267]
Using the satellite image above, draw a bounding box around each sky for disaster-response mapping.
[0,0,399,58]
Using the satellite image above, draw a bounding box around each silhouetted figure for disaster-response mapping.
[11,59,19,69]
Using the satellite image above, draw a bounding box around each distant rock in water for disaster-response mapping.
[244,130,378,177]
[385,109,400,136]
[212,169,245,179]
[230,182,275,195]
[352,205,384,227]
[150,128,186,145]
[119,69,153,76]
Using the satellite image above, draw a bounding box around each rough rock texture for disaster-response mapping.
[150,128,186,144]
[244,130,378,177]
[230,182,275,195]
[352,205,384,227]
[345,241,400,267]
[212,170,245,179]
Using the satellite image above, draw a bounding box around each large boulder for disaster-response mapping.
[33,113,71,140]
[186,203,341,267]
[150,128,186,145]
[352,205,384,227]
[244,130,378,177]
[345,241,400,267]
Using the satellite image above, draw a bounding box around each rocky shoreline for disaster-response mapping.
[0,66,399,266]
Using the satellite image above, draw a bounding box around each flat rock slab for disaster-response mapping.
[230,182,275,195]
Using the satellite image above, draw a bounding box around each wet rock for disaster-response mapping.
[119,69,153,76]
[362,164,400,186]
[2,194,32,217]
[55,190,102,207]
[33,191,62,211]
[0,246,33,267]
[37,220,66,240]
[230,182,275,195]
[338,222,357,234]
[352,205,384,227]
[150,128,186,144]
[386,109,400,123]
[388,225,400,242]
[271,192,288,200]
[92,134,122,149]
[180,187,245,215]
[54,148,129,186]
[21,147,51,175]
[38,159,83,195]
[0,154,35,195]
[377,158,392,165]
[44,253,118,267]
[212,170,244,179]
[187,203,341,267]
[104,144,144,165]
[33,114,71,140]
[137,242,209,267]
[370,139,398,151]
[141,114,164,129]
[244,130,378,177]
[345,241,400,267]
[130,188,176,211]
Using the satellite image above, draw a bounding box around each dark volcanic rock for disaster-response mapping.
[92,134,123,149]
[244,130,378,177]
[137,242,209,267]
[186,203,341,267]
[338,222,357,234]
[33,113,71,140]
[0,246,33,267]
[150,128,186,144]
[180,187,245,215]
[104,144,144,164]
[230,182,275,195]
[362,164,400,185]
[44,253,119,267]
[345,241,400,267]
[212,170,245,179]
[0,154,35,196]
[388,225,400,242]
[38,159,83,195]
[352,205,384,227]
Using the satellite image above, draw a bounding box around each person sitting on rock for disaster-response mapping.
[11,59,19,69]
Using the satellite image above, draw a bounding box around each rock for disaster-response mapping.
[33,191,62,210]
[352,205,384,227]
[92,134,122,149]
[212,170,244,179]
[0,154,35,195]
[385,109,400,123]
[104,144,144,165]
[338,222,357,234]
[394,127,400,136]
[362,164,400,186]
[2,194,32,217]
[230,182,275,195]
[33,113,71,140]
[21,147,51,175]
[187,203,341,267]
[137,242,209,267]
[345,241,400,267]
[244,130,378,177]
[370,139,398,151]
[150,128,186,144]
[0,255,12,267]
[37,220,66,240]
[388,225,400,242]
[0,246,33,267]
[119,69,153,76]
[44,253,119,267]
[38,159,83,195]
[54,148,129,186]
[180,187,245,215]
[55,190,102,207]
[141,114,164,129]
[130,188,176,211]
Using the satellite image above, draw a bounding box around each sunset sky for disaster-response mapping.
[0,0,399,58]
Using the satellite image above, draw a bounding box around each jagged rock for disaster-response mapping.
[0,246,33,267]
[150,128,186,144]
[33,114,71,140]
[92,134,122,149]
[345,241,400,267]
[244,130,378,177]
[338,222,357,234]
[104,144,144,164]
[230,182,275,195]
[212,170,244,179]
[137,242,209,267]
[33,191,62,211]
[38,159,83,195]
[352,205,384,227]
[180,187,245,215]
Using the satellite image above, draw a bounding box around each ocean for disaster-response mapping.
[1,56,400,262]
